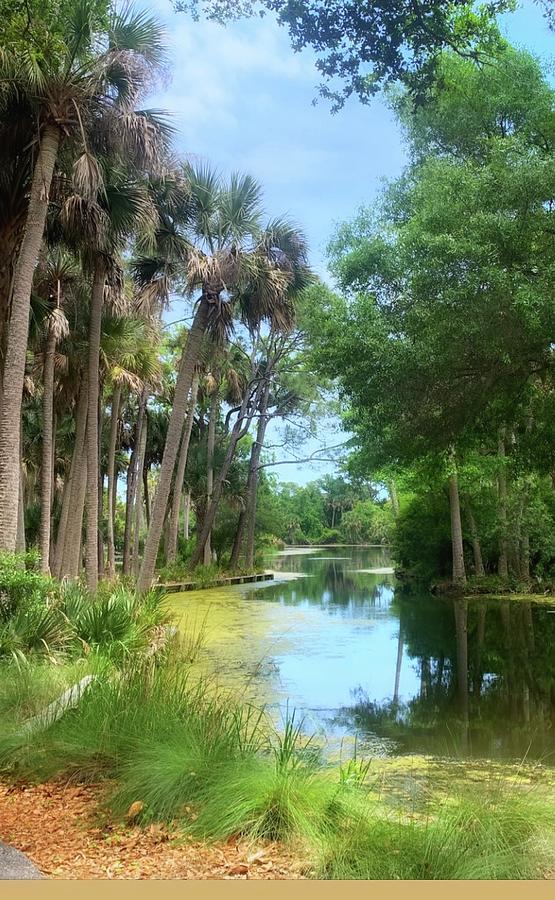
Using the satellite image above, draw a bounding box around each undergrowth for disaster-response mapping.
[0,553,553,880]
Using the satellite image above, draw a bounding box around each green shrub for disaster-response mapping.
[0,553,168,663]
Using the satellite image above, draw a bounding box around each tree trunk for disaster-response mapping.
[132,412,148,576]
[190,388,259,569]
[64,449,87,578]
[105,382,122,577]
[56,381,88,577]
[85,259,104,591]
[167,373,199,565]
[466,503,485,577]
[39,322,57,572]
[244,380,271,569]
[132,470,143,578]
[16,465,26,553]
[230,505,246,569]
[49,409,57,564]
[123,388,148,575]
[183,489,190,541]
[448,455,466,585]
[497,429,509,577]
[0,124,60,550]
[203,389,219,566]
[520,534,530,580]
[138,299,209,593]
[123,450,136,576]
[388,480,400,517]
[143,466,150,528]
[97,390,105,578]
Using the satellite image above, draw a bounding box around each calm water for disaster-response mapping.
[169,547,555,764]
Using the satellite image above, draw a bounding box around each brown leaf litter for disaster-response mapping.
[0,782,309,880]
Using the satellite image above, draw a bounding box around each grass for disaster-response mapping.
[1,651,553,880]
[0,553,553,879]
[317,791,555,879]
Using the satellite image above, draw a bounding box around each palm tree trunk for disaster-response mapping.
[0,124,60,551]
[39,322,57,573]
[123,450,137,575]
[123,388,148,575]
[85,259,105,591]
[244,380,271,568]
[132,412,148,576]
[166,374,199,565]
[183,489,190,541]
[203,390,219,565]
[106,382,122,577]
[16,465,26,553]
[133,471,143,578]
[138,299,209,593]
[143,468,150,528]
[64,449,87,578]
[466,503,485,577]
[56,381,88,577]
[97,391,105,577]
[448,452,466,585]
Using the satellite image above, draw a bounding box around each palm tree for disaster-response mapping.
[165,371,200,565]
[103,313,161,576]
[136,164,310,592]
[34,252,76,572]
[64,166,159,590]
[0,0,168,552]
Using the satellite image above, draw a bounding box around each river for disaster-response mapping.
[168,546,555,765]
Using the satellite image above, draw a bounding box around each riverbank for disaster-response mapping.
[1,758,553,880]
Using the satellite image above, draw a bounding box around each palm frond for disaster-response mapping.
[72,151,105,200]
[219,172,263,244]
[108,6,168,67]
[45,307,71,342]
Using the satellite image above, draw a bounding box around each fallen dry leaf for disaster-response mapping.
[227,863,249,876]
[126,801,144,821]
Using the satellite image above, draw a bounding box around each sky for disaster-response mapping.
[147,0,553,485]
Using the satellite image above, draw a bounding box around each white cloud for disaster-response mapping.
[146,1,313,138]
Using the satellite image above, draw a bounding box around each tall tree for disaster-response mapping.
[136,165,310,592]
[0,0,168,552]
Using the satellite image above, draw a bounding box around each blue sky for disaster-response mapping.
[148,0,553,484]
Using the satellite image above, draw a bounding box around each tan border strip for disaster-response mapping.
[3,878,554,898]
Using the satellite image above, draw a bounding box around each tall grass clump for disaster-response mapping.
[316,790,555,880]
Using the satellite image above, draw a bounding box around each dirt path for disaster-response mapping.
[0,782,307,880]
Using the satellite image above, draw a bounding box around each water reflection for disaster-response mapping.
[171,547,555,763]
[336,591,555,762]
